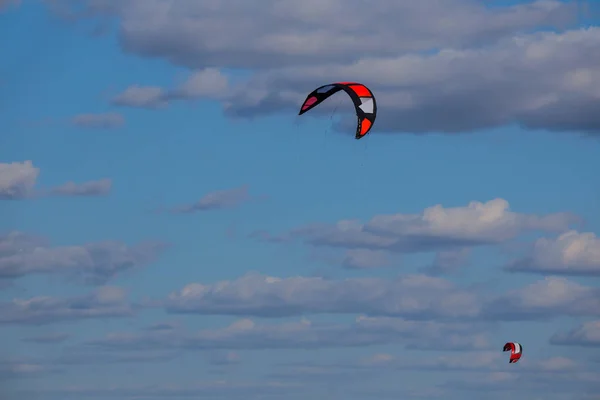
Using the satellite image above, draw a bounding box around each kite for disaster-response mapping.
[503,342,522,364]
[298,82,377,139]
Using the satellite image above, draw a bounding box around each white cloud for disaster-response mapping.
[163,271,600,323]
[49,178,112,196]
[363,198,576,241]
[259,198,579,253]
[483,276,600,319]
[227,27,600,135]
[507,230,600,275]
[52,0,576,68]
[551,320,600,347]
[52,0,600,135]
[0,231,167,284]
[0,160,113,200]
[0,160,39,199]
[172,68,229,99]
[112,68,229,108]
[165,272,481,319]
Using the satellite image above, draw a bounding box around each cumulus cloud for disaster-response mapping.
[48,0,576,68]
[165,272,481,319]
[506,230,600,276]
[47,0,600,135]
[49,178,112,196]
[483,276,600,320]
[255,198,579,254]
[0,160,112,199]
[0,160,39,199]
[163,272,600,323]
[0,286,133,325]
[112,68,229,108]
[174,68,229,98]
[170,185,252,213]
[551,320,600,347]
[224,27,600,135]
[70,113,125,129]
[0,231,168,284]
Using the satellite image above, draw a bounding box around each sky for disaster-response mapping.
[1,0,600,399]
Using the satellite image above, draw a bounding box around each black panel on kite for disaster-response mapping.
[298,82,377,139]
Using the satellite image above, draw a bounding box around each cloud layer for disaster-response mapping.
[164,272,600,322]
[48,0,600,135]
[506,230,600,276]
[0,286,133,325]
[0,231,167,284]
[253,198,580,255]
[85,315,488,352]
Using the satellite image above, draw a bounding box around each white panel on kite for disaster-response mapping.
[359,98,373,113]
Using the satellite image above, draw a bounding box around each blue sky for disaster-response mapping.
[2,1,600,399]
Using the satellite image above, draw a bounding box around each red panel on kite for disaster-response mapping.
[298,82,377,139]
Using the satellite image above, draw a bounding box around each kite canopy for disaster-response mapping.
[298,82,377,139]
[503,342,523,364]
